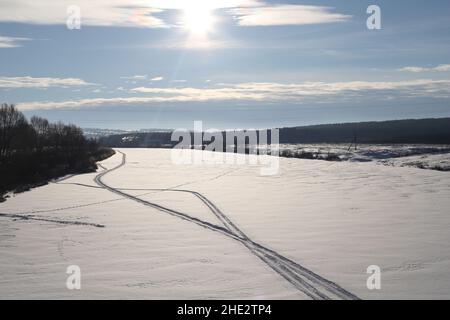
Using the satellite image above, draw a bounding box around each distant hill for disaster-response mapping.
[98,118,450,147]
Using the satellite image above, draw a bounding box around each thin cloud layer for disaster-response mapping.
[16,79,450,110]
[131,79,450,99]
[231,5,351,26]
[1,1,350,28]
[0,0,166,28]
[398,64,450,73]
[0,76,95,88]
[120,75,148,80]
[0,35,31,48]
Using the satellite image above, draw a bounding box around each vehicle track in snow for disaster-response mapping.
[94,150,360,300]
[135,188,359,300]
[0,213,105,228]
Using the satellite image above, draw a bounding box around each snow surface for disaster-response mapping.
[280,144,450,171]
[1,148,450,299]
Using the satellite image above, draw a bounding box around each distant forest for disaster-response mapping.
[0,104,114,202]
[279,118,450,144]
[98,118,450,148]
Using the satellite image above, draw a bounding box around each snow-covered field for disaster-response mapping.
[1,148,450,299]
[280,144,450,171]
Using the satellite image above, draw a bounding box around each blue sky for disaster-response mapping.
[1,0,450,129]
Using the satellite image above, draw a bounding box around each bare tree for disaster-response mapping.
[30,116,49,152]
[1,103,113,200]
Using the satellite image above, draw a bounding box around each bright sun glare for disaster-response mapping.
[183,4,215,36]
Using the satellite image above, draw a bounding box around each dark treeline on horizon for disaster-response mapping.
[0,103,114,201]
[279,118,450,144]
[98,117,450,148]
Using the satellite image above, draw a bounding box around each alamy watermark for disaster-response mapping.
[366,265,381,290]
[66,265,81,290]
[367,5,382,30]
[66,5,81,30]
[171,121,280,176]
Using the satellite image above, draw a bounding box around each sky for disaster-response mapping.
[1,0,450,130]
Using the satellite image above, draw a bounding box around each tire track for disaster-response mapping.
[54,182,104,189]
[94,152,246,242]
[121,187,358,300]
[0,213,105,228]
[3,198,124,216]
[187,190,359,300]
[121,188,248,240]
[94,150,359,300]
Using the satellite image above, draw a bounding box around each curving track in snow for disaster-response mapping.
[94,150,360,300]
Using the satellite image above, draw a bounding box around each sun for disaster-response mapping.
[182,4,215,36]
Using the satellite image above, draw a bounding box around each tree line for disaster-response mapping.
[0,103,114,201]
[99,118,450,149]
[279,118,450,144]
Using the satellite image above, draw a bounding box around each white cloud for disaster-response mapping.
[0,0,166,28]
[120,75,148,80]
[433,65,450,72]
[231,5,351,26]
[146,0,261,10]
[130,79,450,100]
[398,64,450,73]
[0,0,256,28]
[0,76,95,89]
[397,67,427,73]
[150,76,164,81]
[0,35,31,48]
[1,1,349,29]
[16,79,450,110]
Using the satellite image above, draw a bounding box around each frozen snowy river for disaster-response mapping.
[1,149,449,299]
